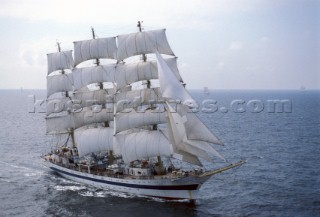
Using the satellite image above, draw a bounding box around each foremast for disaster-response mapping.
[46,28,117,158]
[46,41,74,148]
[71,27,117,157]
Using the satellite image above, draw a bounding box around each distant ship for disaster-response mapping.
[42,21,245,200]
[203,87,210,95]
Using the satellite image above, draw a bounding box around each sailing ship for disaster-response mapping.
[42,21,245,200]
[203,87,210,95]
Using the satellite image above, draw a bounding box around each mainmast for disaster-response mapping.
[137,21,163,172]
[91,27,109,127]
[137,21,157,131]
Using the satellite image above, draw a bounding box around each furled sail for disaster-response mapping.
[155,51,197,107]
[118,130,173,164]
[75,127,114,157]
[117,29,174,61]
[73,37,117,66]
[114,110,166,134]
[47,73,73,98]
[73,64,116,90]
[47,50,74,75]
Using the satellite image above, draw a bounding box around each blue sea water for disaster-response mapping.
[0,89,319,217]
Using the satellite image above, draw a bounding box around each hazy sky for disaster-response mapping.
[0,0,318,89]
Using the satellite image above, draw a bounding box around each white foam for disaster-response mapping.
[54,185,87,191]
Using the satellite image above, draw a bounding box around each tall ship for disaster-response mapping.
[203,86,210,95]
[43,22,245,200]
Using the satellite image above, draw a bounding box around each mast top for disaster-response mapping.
[56,41,65,74]
[57,41,61,52]
[91,27,100,66]
[91,27,96,39]
[137,21,147,62]
[137,21,143,32]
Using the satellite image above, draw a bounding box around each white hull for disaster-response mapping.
[44,161,201,200]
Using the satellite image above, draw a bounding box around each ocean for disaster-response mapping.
[0,89,319,217]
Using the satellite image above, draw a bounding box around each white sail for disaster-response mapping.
[47,73,73,98]
[46,97,73,116]
[47,50,74,75]
[117,29,174,61]
[74,37,117,66]
[115,88,162,112]
[163,57,183,82]
[46,114,74,134]
[166,103,224,162]
[75,127,113,157]
[155,51,197,107]
[114,110,166,134]
[74,89,113,108]
[172,150,202,166]
[157,127,203,165]
[46,108,113,134]
[115,58,181,90]
[73,108,114,129]
[119,130,173,163]
[115,61,157,90]
[177,104,223,146]
[186,140,225,161]
[73,64,116,90]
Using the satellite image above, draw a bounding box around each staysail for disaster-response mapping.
[165,103,225,163]
[155,51,197,108]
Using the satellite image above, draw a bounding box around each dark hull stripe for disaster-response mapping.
[50,166,198,191]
